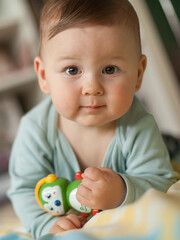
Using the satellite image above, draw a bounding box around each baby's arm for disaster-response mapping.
[49,214,87,234]
[76,167,126,210]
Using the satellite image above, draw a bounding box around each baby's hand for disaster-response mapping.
[49,214,87,234]
[76,167,126,210]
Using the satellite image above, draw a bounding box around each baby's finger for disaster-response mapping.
[78,216,87,227]
[66,214,83,229]
[56,216,77,231]
[49,224,64,234]
[81,176,94,190]
[77,182,92,198]
[83,167,104,181]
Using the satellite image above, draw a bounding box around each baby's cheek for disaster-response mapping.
[51,89,77,115]
[109,88,134,116]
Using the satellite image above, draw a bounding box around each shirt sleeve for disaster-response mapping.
[8,116,59,238]
[118,113,180,206]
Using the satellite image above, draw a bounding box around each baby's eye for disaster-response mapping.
[65,66,81,75]
[103,66,119,75]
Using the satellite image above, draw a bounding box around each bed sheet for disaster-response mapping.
[0,178,179,240]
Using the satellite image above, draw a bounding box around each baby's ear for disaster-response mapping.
[135,54,147,92]
[34,56,50,94]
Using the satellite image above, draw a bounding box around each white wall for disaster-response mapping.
[130,0,180,137]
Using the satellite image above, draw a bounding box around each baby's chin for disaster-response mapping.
[75,117,117,129]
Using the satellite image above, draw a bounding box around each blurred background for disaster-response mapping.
[0,0,179,227]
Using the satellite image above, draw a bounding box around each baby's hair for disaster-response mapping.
[40,0,141,54]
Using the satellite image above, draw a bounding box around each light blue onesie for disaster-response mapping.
[8,96,179,238]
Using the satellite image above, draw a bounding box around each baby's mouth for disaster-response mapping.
[81,105,105,111]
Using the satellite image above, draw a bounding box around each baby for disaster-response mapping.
[8,0,179,238]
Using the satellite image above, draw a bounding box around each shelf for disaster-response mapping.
[0,21,18,43]
[0,66,37,92]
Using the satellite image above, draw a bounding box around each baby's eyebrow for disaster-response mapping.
[58,55,81,61]
[56,54,127,63]
[109,55,126,61]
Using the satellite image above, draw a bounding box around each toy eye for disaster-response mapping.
[46,193,51,199]
[54,200,61,206]
[47,206,54,211]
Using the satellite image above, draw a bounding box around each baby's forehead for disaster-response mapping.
[41,23,140,60]
[41,21,140,54]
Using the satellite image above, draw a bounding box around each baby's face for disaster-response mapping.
[36,24,146,127]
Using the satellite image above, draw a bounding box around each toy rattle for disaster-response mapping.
[35,172,99,217]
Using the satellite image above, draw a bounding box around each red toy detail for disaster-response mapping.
[81,212,89,218]
[75,171,83,181]
[92,209,99,216]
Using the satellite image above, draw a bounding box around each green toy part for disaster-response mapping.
[35,172,97,217]
[66,179,91,214]
[39,177,70,215]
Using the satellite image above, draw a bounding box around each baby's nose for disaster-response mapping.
[82,76,104,96]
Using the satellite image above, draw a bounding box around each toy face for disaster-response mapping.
[41,185,65,215]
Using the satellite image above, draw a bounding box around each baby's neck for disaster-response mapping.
[58,115,116,137]
[58,116,116,171]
